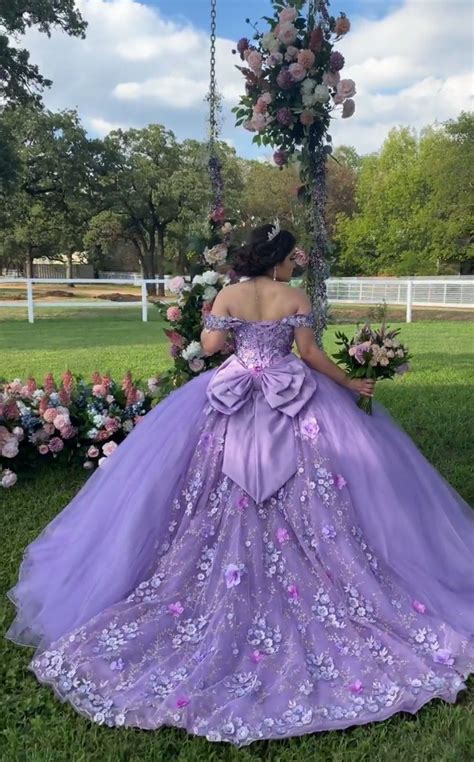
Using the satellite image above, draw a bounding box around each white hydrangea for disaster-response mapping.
[192,274,205,286]
[203,285,218,303]
[202,270,220,285]
[182,341,203,361]
[312,84,330,103]
[261,31,280,53]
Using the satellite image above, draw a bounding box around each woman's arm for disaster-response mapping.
[200,290,230,356]
[294,293,375,397]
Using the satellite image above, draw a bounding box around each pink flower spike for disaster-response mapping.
[335,474,347,490]
[251,650,264,663]
[349,680,364,694]
[176,696,190,709]
[412,600,426,614]
[168,601,184,617]
[288,584,299,600]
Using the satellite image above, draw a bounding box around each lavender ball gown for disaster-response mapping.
[6,312,474,746]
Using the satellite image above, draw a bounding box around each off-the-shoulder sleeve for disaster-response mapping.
[284,311,315,328]
[203,314,236,332]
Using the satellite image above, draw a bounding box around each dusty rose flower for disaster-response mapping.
[53,413,70,431]
[276,68,294,90]
[337,79,356,99]
[329,51,345,72]
[249,112,269,131]
[278,23,298,46]
[246,50,263,75]
[166,306,182,322]
[60,424,76,440]
[168,276,186,294]
[288,62,307,82]
[165,330,185,348]
[273,149,289,166]
[268,51,283,67]
[285,45,299,61]
[298,49,315,70]
[42,408,57,424]
[300,110,315,126]
[43,423,55,436]
[87,446,100,458]
[335,16,351,36]
[279,6,298,23]
[342,98,355,118]
[48,437,64,453]
[309,26,324,52]
[323,70,340,88]
[38,444,49,455]
[103,441,118,457]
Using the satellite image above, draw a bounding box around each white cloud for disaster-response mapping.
[20,0,473,157]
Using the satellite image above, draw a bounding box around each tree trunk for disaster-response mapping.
[178,248,188,275]
[25,246,34,279]
[156,225,166,298]
[66,250,75,288]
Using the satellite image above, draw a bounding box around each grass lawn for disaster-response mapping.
[1,309,473,761]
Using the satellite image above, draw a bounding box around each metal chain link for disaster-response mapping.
[209,0,218,149]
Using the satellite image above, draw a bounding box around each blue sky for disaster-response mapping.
[22,0,473,159]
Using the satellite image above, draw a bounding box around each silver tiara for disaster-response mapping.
[267,218,281,241]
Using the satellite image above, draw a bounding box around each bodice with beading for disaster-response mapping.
[203,312,315,369]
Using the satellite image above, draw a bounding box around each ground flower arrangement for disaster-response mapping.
[0,371,158,488]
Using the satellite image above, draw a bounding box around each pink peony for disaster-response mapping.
[289,62,307,82]
[38,444,49,455]
[285,45,299,61]
[60,424,76,440]
[298,49,315,70]
[337,79,356,99]
[168,276,186,294]
[43,423,55,436]
[48,437,64,453]
[53,413,70,431]
[102,441,118,457]
[322,70,340,88]
[92,384,107,397]
[42,408,57,423]
[412,600,426,614]
[246,50,263,75]
[335,16,351,36]
[342,99,355,118]
[349,680,364,694]
[279,7,298,23]
[277,23,298,46]
[87,446,100,458]
[276,527,290,545]
[300,110,315,126]
[165,330,185,348]
[166,306,182,322]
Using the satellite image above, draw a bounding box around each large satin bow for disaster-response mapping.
[206,353,317,503]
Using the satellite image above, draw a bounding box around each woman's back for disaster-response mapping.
[220,278,305,323]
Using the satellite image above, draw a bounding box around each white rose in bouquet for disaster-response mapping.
[182,341,203,361]
[203,286,218,303]
[202,271,220,286]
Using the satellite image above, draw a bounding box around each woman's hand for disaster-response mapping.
[346,377,376,397]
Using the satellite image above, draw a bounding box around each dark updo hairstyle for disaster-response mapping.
[231,224,296,278]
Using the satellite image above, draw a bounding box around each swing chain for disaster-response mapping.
[209,0,218,148]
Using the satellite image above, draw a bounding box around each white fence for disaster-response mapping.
[0,276,473,324]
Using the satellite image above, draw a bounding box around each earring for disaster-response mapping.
[272,266,277,281]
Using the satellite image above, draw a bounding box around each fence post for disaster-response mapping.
[26,279,34,323]
[406,280,413,323]
[141,281,148,323]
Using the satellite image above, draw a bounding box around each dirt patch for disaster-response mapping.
[95,292,141,302]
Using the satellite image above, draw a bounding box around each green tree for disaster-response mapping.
[0,1,86,106]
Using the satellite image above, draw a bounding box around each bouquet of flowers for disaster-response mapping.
[332,323,412,414]
[0,370,158,487]
[232,0,355,169]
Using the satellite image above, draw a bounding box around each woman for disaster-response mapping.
[7,224,474,746]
